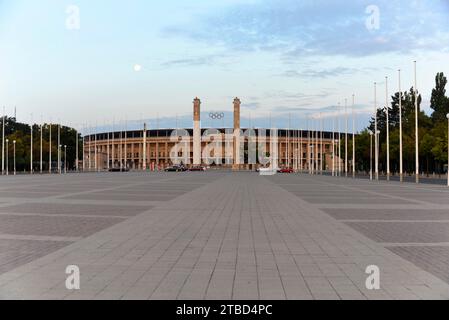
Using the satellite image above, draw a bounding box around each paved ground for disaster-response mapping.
[323,172,449,185]
[0,171,449,300]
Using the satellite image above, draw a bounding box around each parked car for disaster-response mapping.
[164,165,187,172]
[277,167,294,173]
[109,167,130,172]
[189,166,206,172]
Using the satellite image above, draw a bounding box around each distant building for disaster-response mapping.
[84,98,344,171]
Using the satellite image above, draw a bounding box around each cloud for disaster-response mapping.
[281,67,358,79]
[161,54,229,67]
[265,90,334,101]
[162,0,449,58]
[243,102,261,110]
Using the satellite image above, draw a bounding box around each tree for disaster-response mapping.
[0,117,81,172]
[430,72,449,122]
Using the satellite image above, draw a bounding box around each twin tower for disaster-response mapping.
[192,97,241,167]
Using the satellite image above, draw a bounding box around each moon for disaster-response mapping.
[133,64,142,72]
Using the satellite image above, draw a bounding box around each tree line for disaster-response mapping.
[1,117,82,172]
[353,72,449,176]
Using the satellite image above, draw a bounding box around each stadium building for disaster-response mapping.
[83,98,345,171]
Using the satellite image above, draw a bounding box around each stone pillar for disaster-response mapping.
[193,98,201,166]
[233,98,241,170]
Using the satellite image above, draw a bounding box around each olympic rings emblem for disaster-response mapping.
[209,112,225,120]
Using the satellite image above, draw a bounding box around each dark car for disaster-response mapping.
[164,165,187,172]
[277,167,294,173]
[109,167,130,172]
[189,166,206,172]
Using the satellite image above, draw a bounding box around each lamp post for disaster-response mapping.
[5,139,8,175]
[13,140,16,175]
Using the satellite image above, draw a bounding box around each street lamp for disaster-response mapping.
[5,139,8,175]
[13,140,16,175]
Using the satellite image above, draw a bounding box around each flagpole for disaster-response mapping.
[414,61,419,183]
[30,114,33,174]
[345,98,348,177]
[40,121,43,174]
[94,121,98,172]
[307,116,311,174]
[75,125,79,172]
[1,107,5,175]
[49,120,52,173]
[386,76,390,181]
[82,123,86,172]
[352,94,356,178]
[399,69,403,182]
[125,117,128,170]
[332,108,336,177]
[320,113,323,174]
[374,82,379,180]
[337,103,341,176]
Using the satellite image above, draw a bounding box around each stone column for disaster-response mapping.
[193,98,201,166]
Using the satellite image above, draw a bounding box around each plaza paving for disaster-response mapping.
[0,171,449,300]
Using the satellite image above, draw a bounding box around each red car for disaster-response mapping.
[277,168,294,173]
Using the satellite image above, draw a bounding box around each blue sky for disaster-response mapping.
[1,0,449,131]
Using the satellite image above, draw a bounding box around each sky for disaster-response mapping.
[1,0,449,132]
